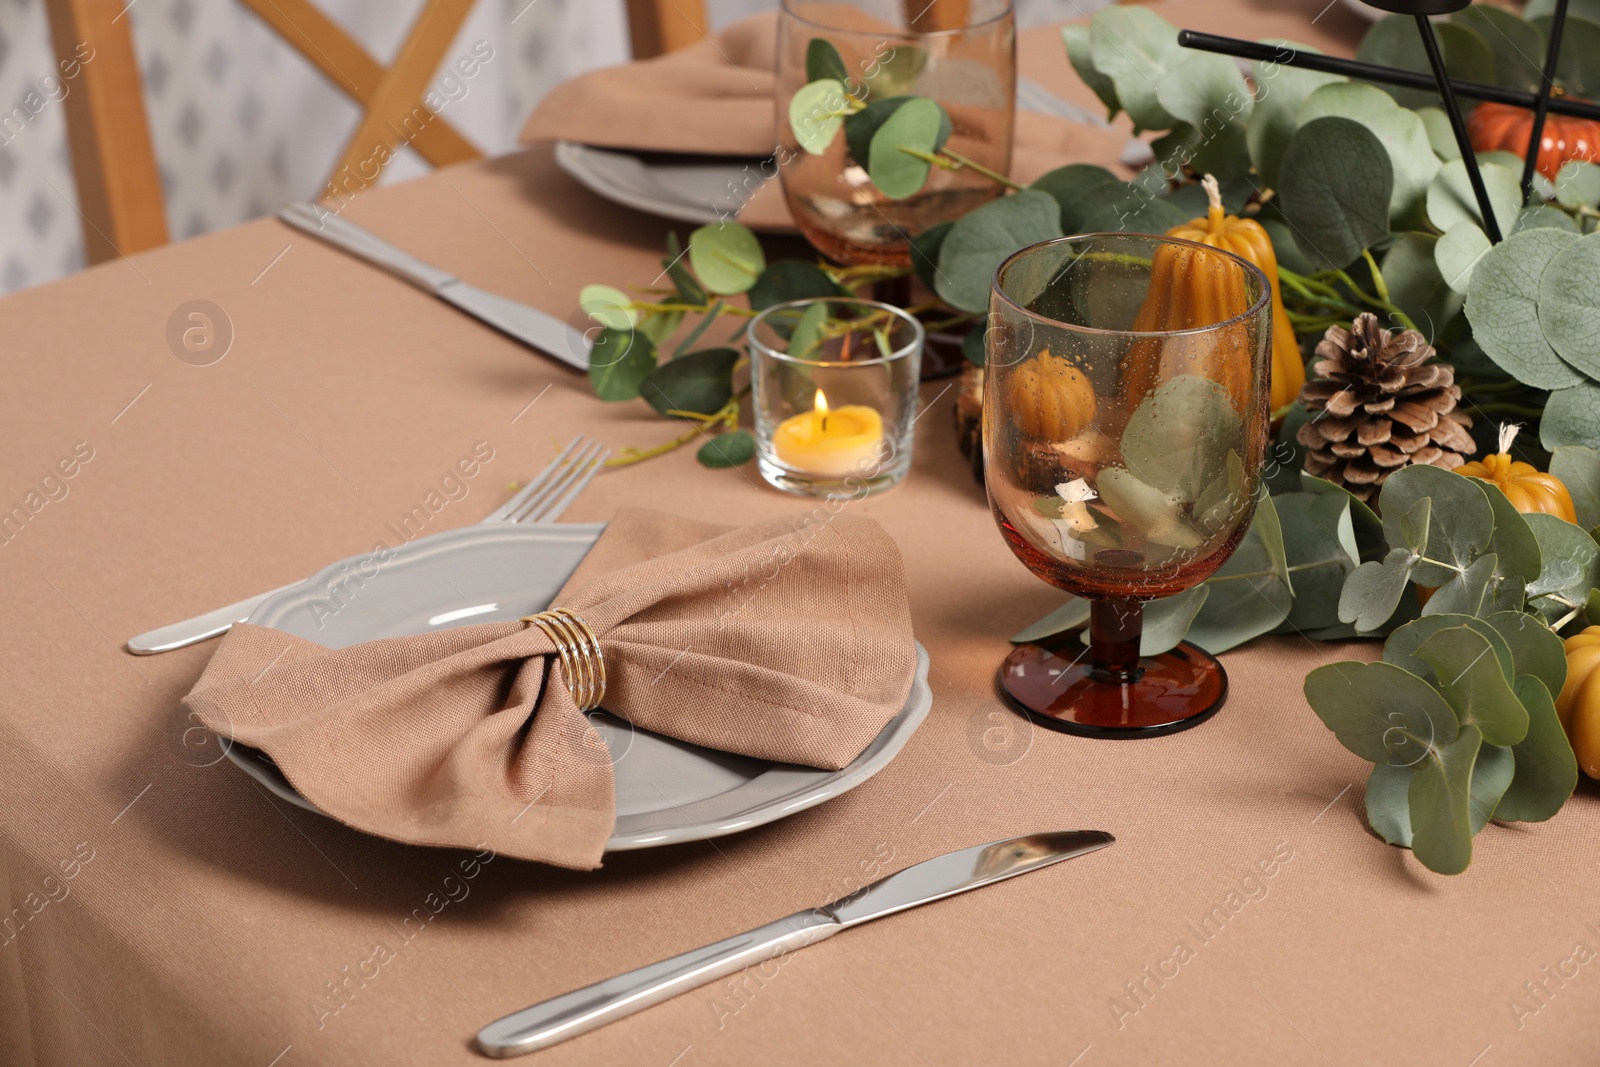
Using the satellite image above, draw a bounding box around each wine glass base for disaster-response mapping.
[996,638,1228,739]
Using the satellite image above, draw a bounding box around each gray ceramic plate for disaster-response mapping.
[223,523,932,851]
[553,141,793,232]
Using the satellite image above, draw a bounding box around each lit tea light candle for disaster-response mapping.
[773,389,884,478]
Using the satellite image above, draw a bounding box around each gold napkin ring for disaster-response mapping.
[521,608,607,712]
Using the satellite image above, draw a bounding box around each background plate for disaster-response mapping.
[225,523,932,851]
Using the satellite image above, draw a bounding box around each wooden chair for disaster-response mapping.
[45,0,711,266]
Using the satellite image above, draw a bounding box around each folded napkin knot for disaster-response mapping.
[521,607,606,712]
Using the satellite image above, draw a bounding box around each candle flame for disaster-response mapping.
[814,389,829,433]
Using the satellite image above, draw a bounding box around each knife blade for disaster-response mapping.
[475,830,1114,1058]
[276,201,591,371]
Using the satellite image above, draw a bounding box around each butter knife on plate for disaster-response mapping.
[277,201,591,371]
[475,830,1114,1058]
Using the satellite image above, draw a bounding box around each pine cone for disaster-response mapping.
[1296,313,1474,503]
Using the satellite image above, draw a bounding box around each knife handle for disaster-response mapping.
[475,909,841,1059]
[277,201,457,293]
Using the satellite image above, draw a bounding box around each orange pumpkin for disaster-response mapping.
[1456,424,1577,523]
[1467,100,1600,180]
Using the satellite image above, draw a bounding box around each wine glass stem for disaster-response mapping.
[1089,599,1145,684]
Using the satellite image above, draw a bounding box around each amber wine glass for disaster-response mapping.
[984,234,1272,737]
[775,0,1016,267]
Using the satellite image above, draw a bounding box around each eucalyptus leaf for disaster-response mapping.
[1414,625,1530,746]
[578,283,637,330]
[844,96,909,167]
[1357,14,1444,109]
[1095,468,1203,549]
[1382,232,1460,338]
[1435,221,1492,295]
[1479,479,1543,583]
[1299,82,1437,225]
[867,97,946,199]
[789,79,848,156]
[1122,375,1241,503]
[1259,216,1316,275]
[1454,4,1545,91]
[787,301,830,361]
[1302,471,1386,562]
[639,346,738,418]
[1532,15,1600,98]
[1554,161,1600,211]
[1340,549,1418,633]
[747,260,844,313]
[1187,491,1293,653]
[1139,585,1211,656]
[1550,445,1600,529]
[1536,233,1600,379]
[1010,596,1092,643]
[1524,511,1600,602]
[1247,39,1345,188]
[696,429,755,468]
[1089,6,1183,131]
[1485,611,1568,698]
[1366,761,1415,846]
[1539,380,1600,450]
[1386,612,1515,684]
[1468,742,1516,833]
[1435,21,1495,86]
[1304,659,1459,766]
[1416,107,1461,161]
[1062,24,1119,121]
[1427,157,1522,236]
[1516,205,1580,234]
[1157,51,1253,132]
[588,327,658,401]
[962,322,986,367]
[909,221,952,293]
[1466,227,1583,389]
[664,231,706,305]
[934,190,1063,313]
[1273,491,1359,633]
[1407,723,1482,875]
[688,223,766,296]
[1379,463,1495,586]
[1278,117,1392,268]
[805,38,850,87]
[1496,674,1580,821]
[1525,0,1600,20]
[1421,552,1498,617]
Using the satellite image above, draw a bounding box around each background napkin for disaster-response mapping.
[517,12,1132,230]
[182,509,918,869]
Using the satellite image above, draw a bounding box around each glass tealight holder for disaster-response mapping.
[749,297,923,497]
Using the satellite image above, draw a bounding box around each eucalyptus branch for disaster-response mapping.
[605,397,740,467]
[898,147,1026,191]
[673,298,725,357]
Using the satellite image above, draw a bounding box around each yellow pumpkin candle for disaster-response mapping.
[1456,423,1577,523]
[1157,174,1304,412]
[1007,348,1097,441]
[773,389,885,477]
[1558,627,1600,778]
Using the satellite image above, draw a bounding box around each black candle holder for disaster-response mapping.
[1176,0,1577,244]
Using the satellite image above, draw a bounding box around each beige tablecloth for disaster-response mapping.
[5,3,1598,1065]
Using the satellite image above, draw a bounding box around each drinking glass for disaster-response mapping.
[774,0,1016,267]
[749,297,923,497]
[984,234,1272,737]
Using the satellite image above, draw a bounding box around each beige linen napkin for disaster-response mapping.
[518,12,1131,230]
[182,508,918,870]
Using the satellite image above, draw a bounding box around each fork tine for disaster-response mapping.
[509,441,606,524]
[530,447,610,524]
[482,436,587,525]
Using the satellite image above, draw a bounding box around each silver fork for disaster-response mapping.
[125,436,611,655]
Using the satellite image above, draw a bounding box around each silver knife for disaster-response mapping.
[475,830,1114,1058]
[277,201,591,371]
